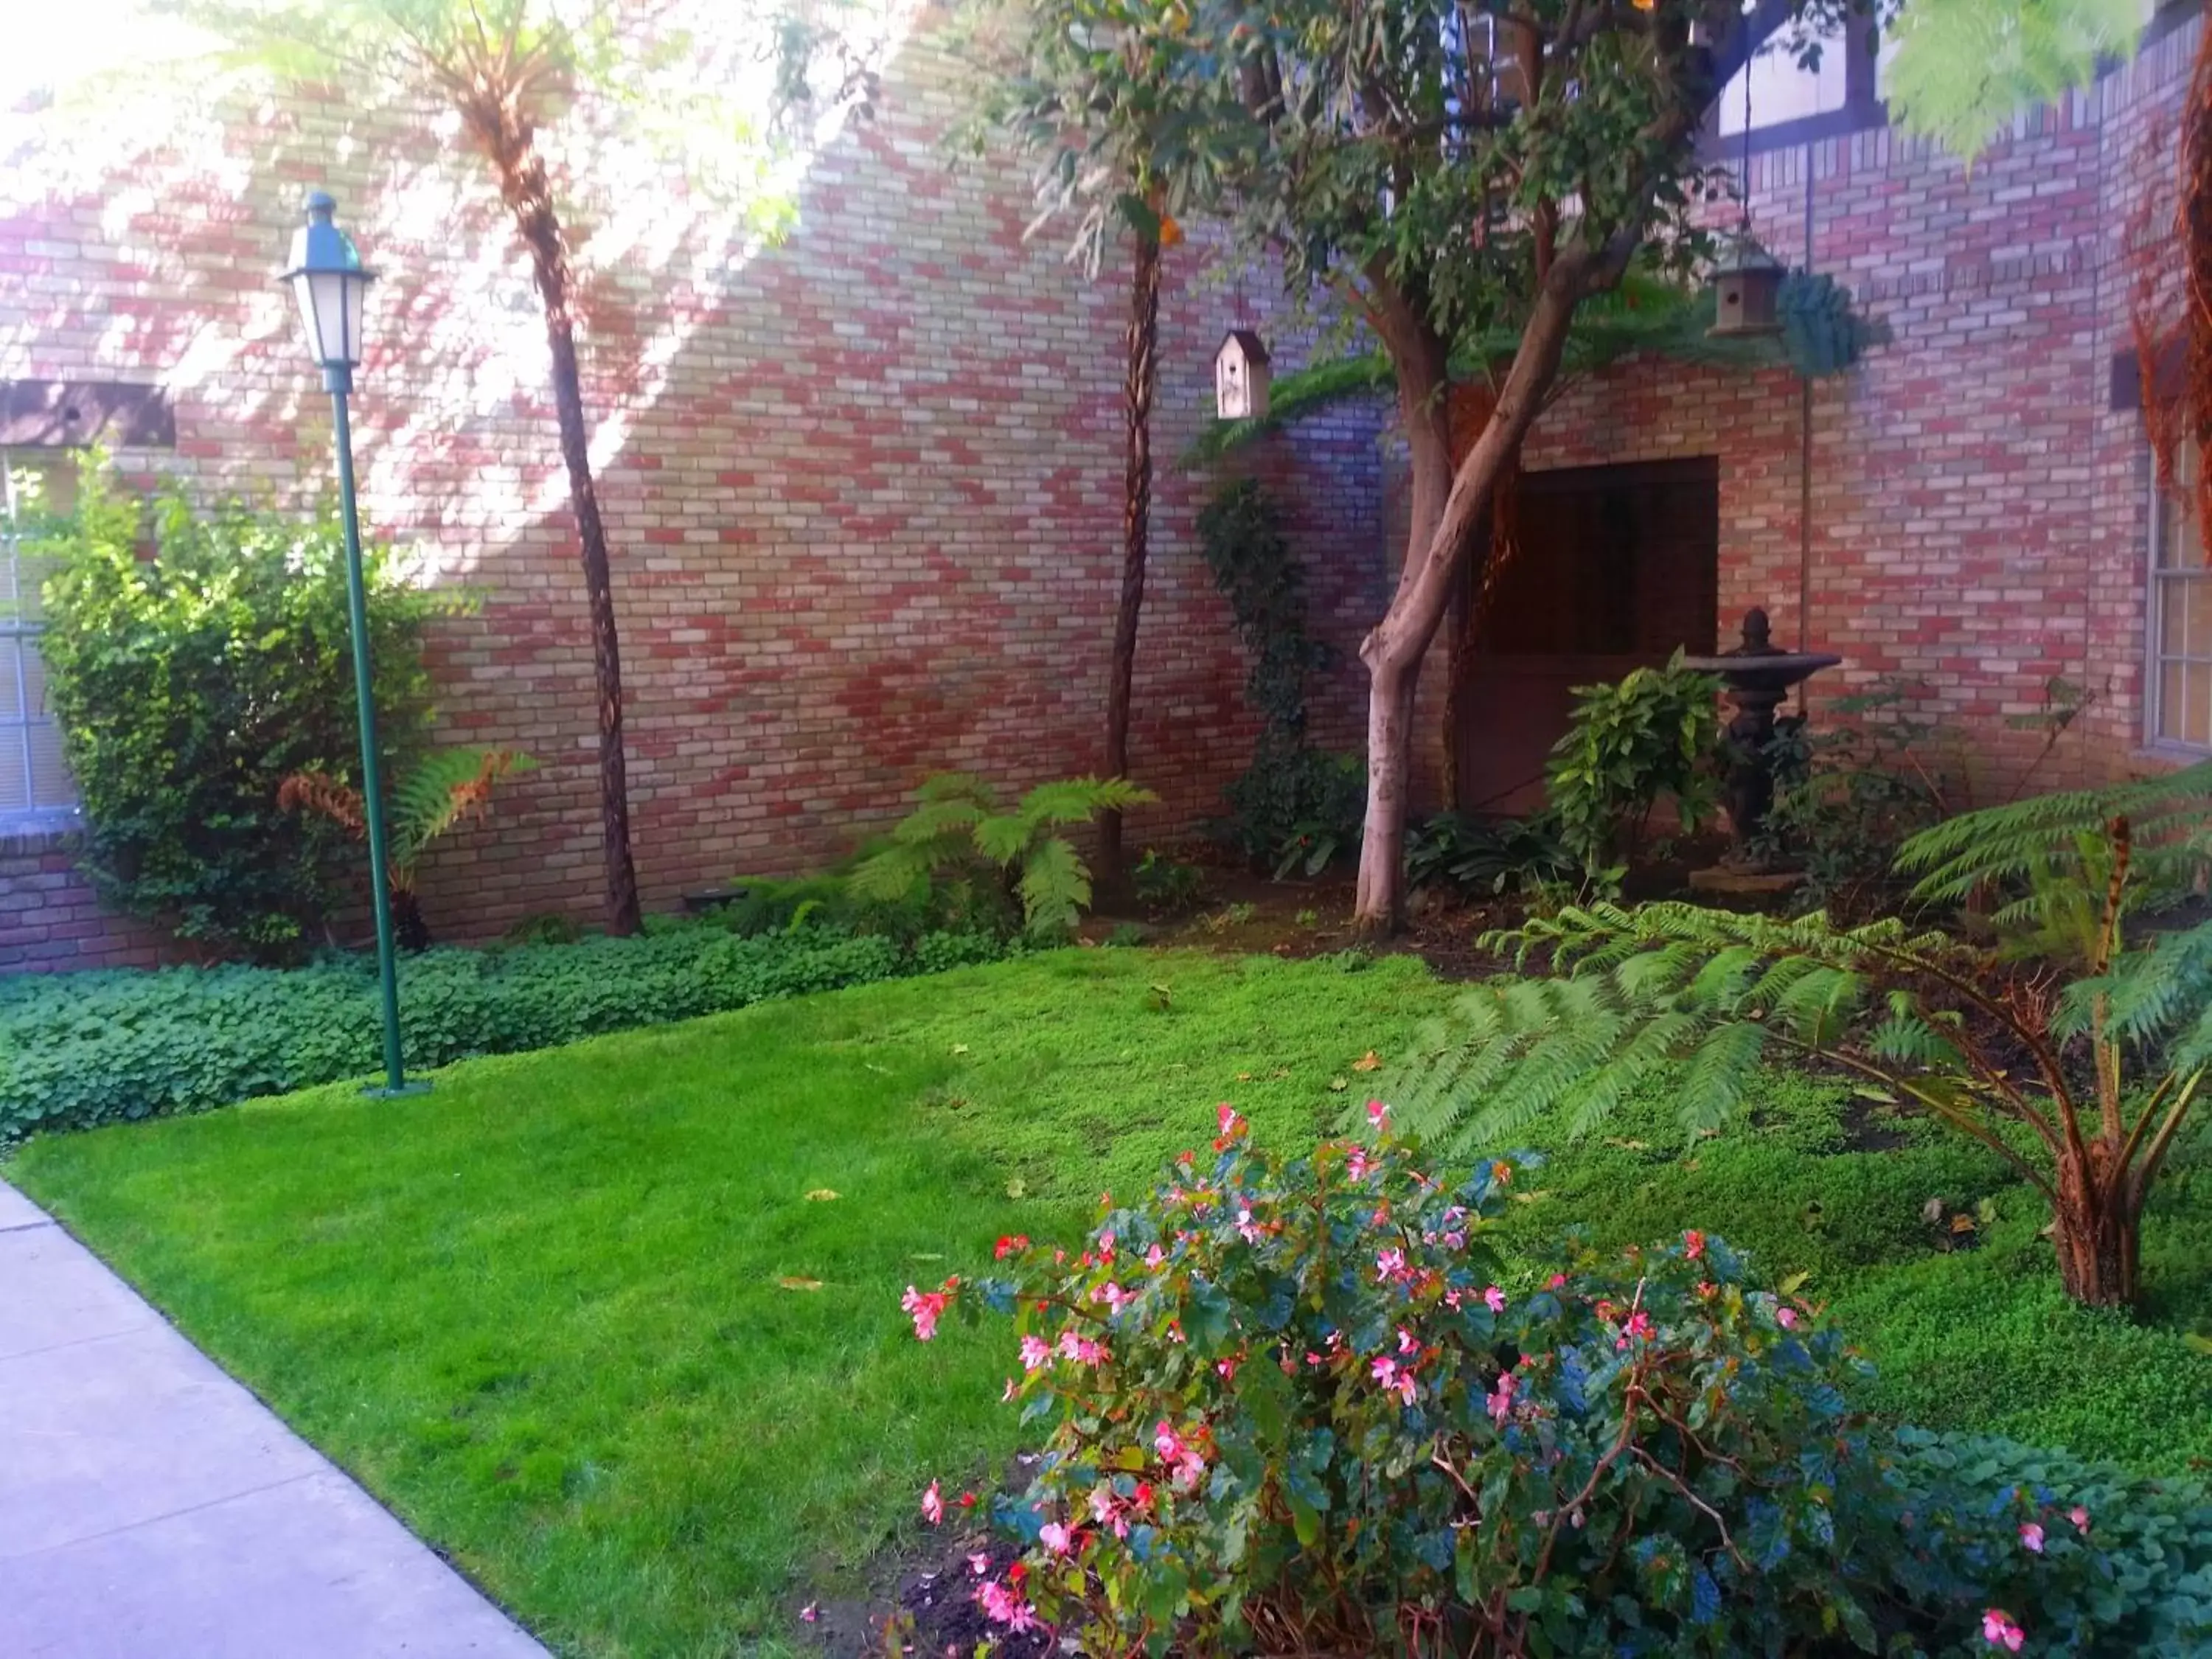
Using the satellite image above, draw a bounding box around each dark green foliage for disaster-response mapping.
[1197,480,1361,872]
[0,922,1007,1141]
[1130,849,1206,914]
[1196,479,1326,742]
[1405,810,1575,898]
[706,869,939,942]
[1545,655,1722,883]
[35,469,440,959]
[849,773,1153,939]
[1760,682,1947,921]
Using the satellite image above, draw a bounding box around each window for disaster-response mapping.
[2150,443,2212,751]
[0,451,77,827]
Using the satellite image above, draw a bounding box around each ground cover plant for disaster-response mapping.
[10,950,2211,1658]
[0,919,1001,1141]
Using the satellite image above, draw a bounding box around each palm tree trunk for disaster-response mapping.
[1097,217,1163,891]
[465,95,643,937]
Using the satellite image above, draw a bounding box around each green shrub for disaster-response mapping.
[0,923,1007,1141]
[35,467,446,959]
[1545,655,1722,883]
[1405,810,1575,898]
[907,1114,2212,1655]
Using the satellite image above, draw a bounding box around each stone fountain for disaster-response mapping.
[1681,608,1842,892]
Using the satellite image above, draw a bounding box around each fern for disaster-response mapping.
[849,773,1155,939]
[280,745,534,894]
[1404,773,2212,1309]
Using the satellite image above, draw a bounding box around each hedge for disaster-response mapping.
[0,924,1007,1141]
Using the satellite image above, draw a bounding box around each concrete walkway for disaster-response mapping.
[0,1180,549,1658]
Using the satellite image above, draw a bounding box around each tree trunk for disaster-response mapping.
[1352,261,1593,933]
[466,96,644,937]
[1098,218,1164,891]
[2052,1145,2140,1309]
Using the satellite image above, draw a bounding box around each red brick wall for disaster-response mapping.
[0,834,178,972]
[1408,18,2202,807]
[0,19,1385,963]
[4,12,2199,968]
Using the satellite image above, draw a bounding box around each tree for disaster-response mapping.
[996,0,2154,933]
[970,0,1224,888]
[1399,766,2212,1310]
[152,0,883,936]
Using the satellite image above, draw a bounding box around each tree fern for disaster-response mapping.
[1401,773,2211,1310]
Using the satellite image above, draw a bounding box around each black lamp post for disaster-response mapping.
[279,190,423,1098]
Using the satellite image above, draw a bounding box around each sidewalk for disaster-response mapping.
[0,1180,549,1658]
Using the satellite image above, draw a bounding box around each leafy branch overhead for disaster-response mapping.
[1398,762,2212,1310]
[850,773,1155,938]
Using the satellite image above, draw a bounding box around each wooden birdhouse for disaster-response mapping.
[1214,329,1271,420]
[1707,232,1786,339]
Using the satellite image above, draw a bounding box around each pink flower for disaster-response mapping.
[1548,1273,1568,1290]
[1775,1306,1800,1330]
[1154,1420,1187,1462]
[969,1552,990,1576]
[1216,1356,1239,1380]
[1055,1329,1109,1367]
[1089,1488,1115,1524]
[1398,1326,1419,1354]
[1019,1335,1052,1371]
[1237,1208,1264,1244]
[977,1579,1040,1632]
[1366,1099,1391,1130]
[2019,1522,2045,1554]
[1346,1147,1373,1181]
[958,1491,978,1509]
[1370,1354,1416,1406]
[1097,1231,1116,1262]
[1091,1281,1133,1311]
[1484,1284,1508,1315]
[2070,1505,2091,1534]
[1683,1229,1705,1261]
[1615,1309,1653,1351]
[901,1284,952,1341]
[1376,1248,1408,1283]
[994,1234,1029,1259]
[1040,1522,1074,1555]
[800,1603,818,1623]
[1144,1243,1166,1270]
[1488,1371,1517,1427]
[1981,1608,2025,1651]
[922,1481,944,1526]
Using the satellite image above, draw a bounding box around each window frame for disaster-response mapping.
[2146,442,2212,756]
[0,451,81,834]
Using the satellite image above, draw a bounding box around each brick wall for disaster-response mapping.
[0,833,178,972]
[0,14,1386,964]
[3,10,2199,969]
[1405,16,2203,807]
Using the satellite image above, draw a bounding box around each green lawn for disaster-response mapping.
[10,947,2211,1658]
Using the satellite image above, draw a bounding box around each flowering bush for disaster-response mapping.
[903,1107,2212,1657]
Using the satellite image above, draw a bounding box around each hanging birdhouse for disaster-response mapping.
[1707,232,1787,339]
[1214,329,1271,420]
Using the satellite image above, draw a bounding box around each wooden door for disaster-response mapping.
[1454,459,1719,813]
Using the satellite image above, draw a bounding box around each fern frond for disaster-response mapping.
[387,747,535,870]
[277,769,365,837]
[1673,1020,1770,1141]
[849,844,937,903]
[1017,776,1157,830]
[891,799,987,848]
[2058,919,2212,1051]
[914,773,998,808]
[1016,834,1090,937]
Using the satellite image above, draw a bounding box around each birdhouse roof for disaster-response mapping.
[1217,329,1271,366]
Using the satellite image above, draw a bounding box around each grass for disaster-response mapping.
[10,946,2212,1656]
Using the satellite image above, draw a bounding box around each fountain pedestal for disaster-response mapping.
[1680,608,1841,893]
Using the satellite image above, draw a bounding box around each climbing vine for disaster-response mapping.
[1197,479,1360,866]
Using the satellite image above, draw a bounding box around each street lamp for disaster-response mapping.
[280,190,424,1098]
